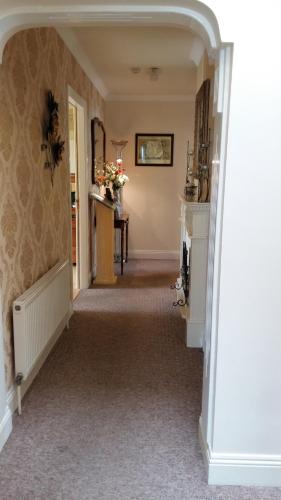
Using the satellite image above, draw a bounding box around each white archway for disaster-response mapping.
[0,4,221,62]
[0,1,233,485]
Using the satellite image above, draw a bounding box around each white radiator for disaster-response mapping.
[13,260,71,410]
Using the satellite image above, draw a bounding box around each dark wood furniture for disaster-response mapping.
[114,213,129,275]
[70,173,77,265]
[71,207,76,264]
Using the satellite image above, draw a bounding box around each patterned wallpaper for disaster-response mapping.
[0,28,104,389]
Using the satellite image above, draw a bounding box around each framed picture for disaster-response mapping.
[135,133,174,166]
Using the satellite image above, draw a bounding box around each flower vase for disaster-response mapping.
[113,188,122,218]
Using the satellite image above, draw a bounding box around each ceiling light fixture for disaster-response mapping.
[131,67,141,74]
[149,67,161,81]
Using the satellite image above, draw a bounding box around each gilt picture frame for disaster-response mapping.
[91,117,106,184]
[135,133,174,166]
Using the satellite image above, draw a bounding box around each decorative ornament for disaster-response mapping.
[184,140,198,201]
[196,128,211,202]
[41,91,65,185]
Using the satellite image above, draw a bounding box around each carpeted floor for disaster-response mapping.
[0,260,280,500]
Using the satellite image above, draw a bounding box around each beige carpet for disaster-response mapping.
[0,260,280,500]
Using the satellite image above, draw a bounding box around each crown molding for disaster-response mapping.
[106,93,195,102]
[56,27,108,99]
[56,28,196,105]
[58,28,196,105]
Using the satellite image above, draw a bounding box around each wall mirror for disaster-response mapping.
[91,117,106,184]
[193,79,211,202]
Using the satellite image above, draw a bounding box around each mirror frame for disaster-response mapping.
[91,117,106,184]
[193,79,210,177]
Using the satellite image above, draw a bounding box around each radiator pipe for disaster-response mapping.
[15,373,23,416]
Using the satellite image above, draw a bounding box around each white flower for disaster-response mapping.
[100,161,129,188]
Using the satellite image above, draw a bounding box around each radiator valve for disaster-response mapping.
[15,372,23,386]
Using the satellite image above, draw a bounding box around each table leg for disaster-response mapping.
[121,225,124,275]
[125,221,129,262]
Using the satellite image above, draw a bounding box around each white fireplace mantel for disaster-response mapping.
[178,196,210,348]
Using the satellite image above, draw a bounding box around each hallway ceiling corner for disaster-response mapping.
[68,25,200,97]
[56,27,109,99]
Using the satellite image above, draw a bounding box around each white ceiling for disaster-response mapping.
[69,26,203,98]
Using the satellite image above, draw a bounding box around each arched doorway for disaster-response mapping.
[0,1,233,485]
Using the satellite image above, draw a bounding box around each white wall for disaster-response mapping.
[105,100,194,258]
[196,50,214,93]
[0,295,12,451]
[0,0,281,488]
[199,0,281,487]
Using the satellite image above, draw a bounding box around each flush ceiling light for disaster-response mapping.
[149,67,161,81]
[130,67,141,74]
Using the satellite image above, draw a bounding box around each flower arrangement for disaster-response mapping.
[96,162,129,190]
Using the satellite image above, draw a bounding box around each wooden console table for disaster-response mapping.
[89,193,117,285]
[114,213,129,275]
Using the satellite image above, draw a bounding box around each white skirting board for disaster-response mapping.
[186,319,204,348]
[199,417,281,487]
[129,250,180,260]
[7,307,72,415]
[0,406,12,452]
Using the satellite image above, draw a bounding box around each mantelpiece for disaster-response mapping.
[177,196,210,348]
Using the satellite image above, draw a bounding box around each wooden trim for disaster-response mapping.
[91,117,106,184]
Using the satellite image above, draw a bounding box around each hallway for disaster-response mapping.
[0,261,280,499]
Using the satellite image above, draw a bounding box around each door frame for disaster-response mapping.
[0,4,233,477]
[68,86,90,290]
